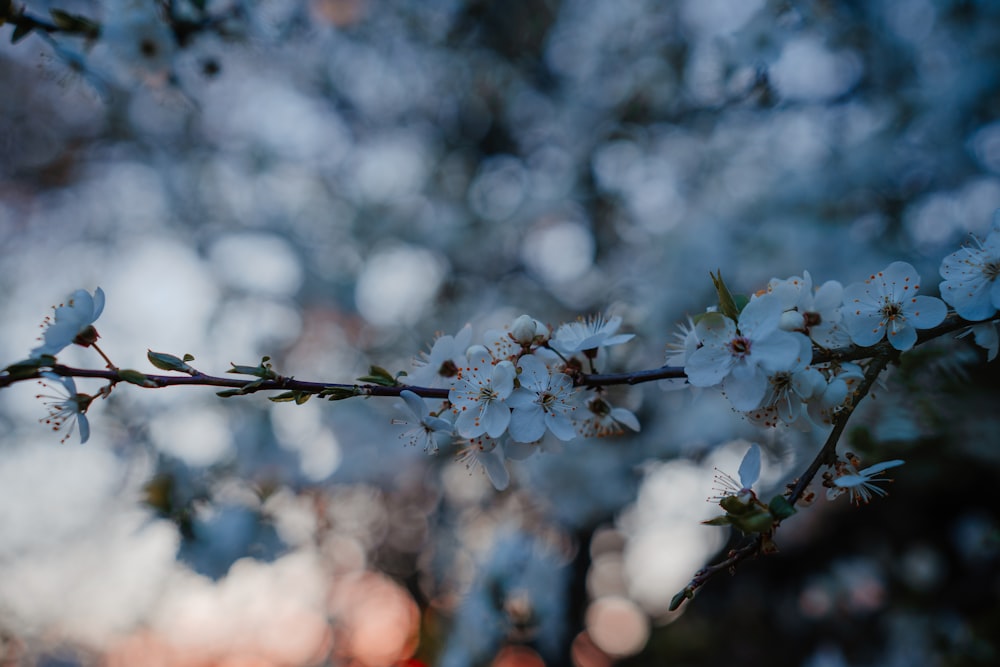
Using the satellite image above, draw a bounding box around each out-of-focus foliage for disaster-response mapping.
[1,0,1000,665]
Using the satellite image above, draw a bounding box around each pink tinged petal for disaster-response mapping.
[738,444,761,489]
[738,294,783,338]
[725,361,768,411]
[509,405,545,442]
[906,295,947,329]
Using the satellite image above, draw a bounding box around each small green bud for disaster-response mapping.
[356,365,397,387]
[767,495,797,521]
[269,391,312,404]
[118,369,157,387]
[669,588,694,612]
[147,350,195,374]
[319,386,360,401]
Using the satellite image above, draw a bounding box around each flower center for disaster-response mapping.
[769,372,792,391]
[803,311,822,328]
[478,387,498,402]
[880,299,903,321]
[984,260,1000,281]
[438,359,459,378]
[729,336,752,358]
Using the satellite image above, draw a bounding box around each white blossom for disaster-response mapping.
[507,354,578,442]
[767,271,849,347]
[409,324,472,388]
[576,396,641,438]
[842,261,947,351]
[394,390,453,453]
[685,294,811,411]
[828,457,904,505]
[449,348,515,438]
[36,373,92,444]
[939,220,1000,321]
[31,287,105,359]
[456,435,510,490]
[551,314,634,355]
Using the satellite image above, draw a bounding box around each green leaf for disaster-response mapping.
[228,356,277,379]
[182,353,195,362]
[147,350,195,373]
[119,368,157,387]
[710,270,741,322]
[767,495,797,521]
[319,386,360,401]
[216,389,242,398]
[269,390,311,404]
[356,365,398,387]
[11,21,33,44]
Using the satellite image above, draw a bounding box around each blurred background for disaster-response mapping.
[1,0,999,665]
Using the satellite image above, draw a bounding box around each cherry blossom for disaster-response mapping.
[828,456,904,505]
[767,271,849,347]
[30,287,106,359]
[394,390,453,453]
[551,314,634,355]
[685,294,811,411]
[507,354,578,442]
[842,261,947,351]
[939,220,1000,321]
[409,324,472,388]
[456,435,510,490]
[745,337,825,429]
[449,347,515,438]
[713,443,762,500]
[36,373,93,444]
[575,396,641,438]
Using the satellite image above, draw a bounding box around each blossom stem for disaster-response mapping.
[90,343,118,371]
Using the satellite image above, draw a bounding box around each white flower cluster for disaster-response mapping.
[677,219,1000,427]
[400,315,640,489]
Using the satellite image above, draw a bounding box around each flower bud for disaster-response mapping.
[779,310,805,332]
[510,315,548,345]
